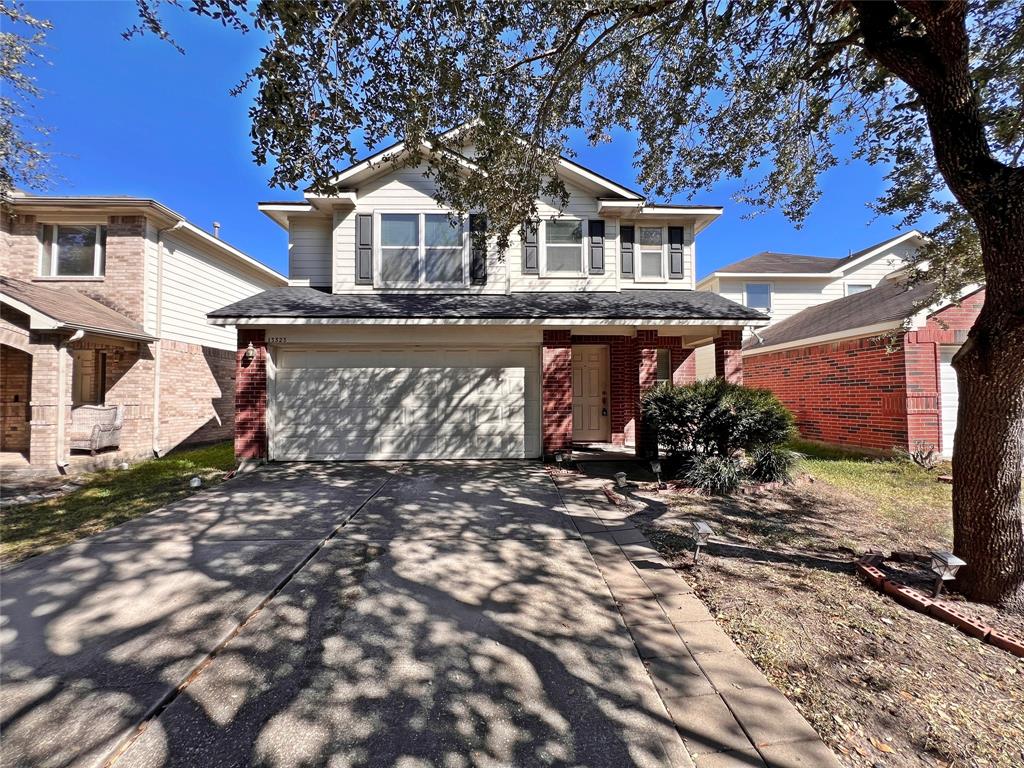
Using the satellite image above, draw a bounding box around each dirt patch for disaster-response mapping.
[615,478,1024,768]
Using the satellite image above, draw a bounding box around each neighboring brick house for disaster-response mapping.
[743,277,984,456]
[209,129,768,462]
[1,195,285,474]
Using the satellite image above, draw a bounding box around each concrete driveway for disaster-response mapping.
[1,462,687,768]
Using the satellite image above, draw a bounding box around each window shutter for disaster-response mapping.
[521,220,539,275]
[620,225,635,278]
[588,219,605,275]
[668,226,685,280]
[469,214,487,285]
[355,214,373,285]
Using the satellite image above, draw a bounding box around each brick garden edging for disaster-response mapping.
[855,558,1024,658]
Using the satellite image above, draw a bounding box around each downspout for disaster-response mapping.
[152,221,185,457]
[56,329,86,469]
[749,325,765,345]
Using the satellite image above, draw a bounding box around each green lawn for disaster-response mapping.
[790,439,953,541]
[1,441,236,566]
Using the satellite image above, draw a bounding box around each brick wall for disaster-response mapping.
[1,345,32,452]
[0,213,40,279]
[235,329,268,459]
[715,329,744,383]
[541,330,573,455]
[158,340,236,451]
[745,336,910,452]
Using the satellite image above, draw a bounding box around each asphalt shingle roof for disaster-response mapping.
[208,287,768,321]
[716,252,839,274]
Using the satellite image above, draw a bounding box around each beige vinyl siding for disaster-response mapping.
[159,232,282,350]
[617,220,696,289]
[289,216,333,287]
[695,344,716,380]
[839,244,911,285]
[718,277,843,326]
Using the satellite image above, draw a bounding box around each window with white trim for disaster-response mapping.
[38,224,107,277]
[745,282,772,312]
[378,212,465,287]
[542,219,584,275]
[846,283,871,295]
[638,226,665,280]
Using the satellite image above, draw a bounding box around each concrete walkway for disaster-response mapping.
[1,462,837,768]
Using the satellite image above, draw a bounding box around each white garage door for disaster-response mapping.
[271,346,541,460]
[940,346,960,457]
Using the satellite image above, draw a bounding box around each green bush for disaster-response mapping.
[641,378,797,493]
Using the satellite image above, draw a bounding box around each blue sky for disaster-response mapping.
[23,1,914,279]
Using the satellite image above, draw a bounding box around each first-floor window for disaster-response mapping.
[656,348,672,383]
[543,219,584,274]
[639,227,665,279]
[745,282,772,313]
[379,212,465,286]
[39,224,107,277]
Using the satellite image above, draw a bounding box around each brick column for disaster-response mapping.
[715,329,744,383]
[541,330,572,457]
[235,329,268,460]
[636,330,659,457]
[671,347,696,385]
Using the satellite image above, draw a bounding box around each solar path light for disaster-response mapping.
[929,551,966,598]
[692,520,715,562]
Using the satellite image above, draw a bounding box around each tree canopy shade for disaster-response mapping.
[122,0,1021,610]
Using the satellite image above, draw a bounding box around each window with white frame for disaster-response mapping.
[745,282,772,312]
[378,212,465,286]
[38,224,107,277]
[638,226,665,280]
[542,219,584,274]
[655,348,672,384]
[846,283,871,295]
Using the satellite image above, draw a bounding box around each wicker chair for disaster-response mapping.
[69,405,124,455]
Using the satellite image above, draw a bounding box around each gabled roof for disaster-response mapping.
[698,230,925,285]
[743,278,937,352]
[208,288,768,325]
[0,276,157,341]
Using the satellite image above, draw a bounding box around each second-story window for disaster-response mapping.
[745,282,772,313]
[39,224,107,277]
[846,283,871,295]
[379,212,465,287]
[639,227,666,280]
[542,219,584,275]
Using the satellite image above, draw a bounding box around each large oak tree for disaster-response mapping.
[128,0,1022,608]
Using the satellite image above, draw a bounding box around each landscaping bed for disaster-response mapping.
[605,446,1024,768]
[0,441,235,565]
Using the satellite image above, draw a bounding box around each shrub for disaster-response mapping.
[641,378,797,493]
[680,453,743,494]
[747,445,802,483]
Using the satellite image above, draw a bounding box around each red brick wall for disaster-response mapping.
[542,330,573,455]
[158,340,235,450]
[715,329,743,383]
[745,336,910,452]
[1,345,32,452]
[235,329,268,459]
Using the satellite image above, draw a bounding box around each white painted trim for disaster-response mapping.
[635,225,668,283]
[540,218,586,277]
[210,316,765,327]
[372,210,469,288]
[834,230,924,274]
[38,223,106,277]
[743,281,773,314]
[844,281,872,296]
[742,321,902,357]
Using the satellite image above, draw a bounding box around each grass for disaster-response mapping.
[0,441,235,566]
[790,438,953,542]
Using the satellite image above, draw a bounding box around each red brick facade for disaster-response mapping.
[745,290,984,453]
[235,329,268,460]
[715,329,744,384]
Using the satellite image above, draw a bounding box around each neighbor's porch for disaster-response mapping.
[541,327,743,458]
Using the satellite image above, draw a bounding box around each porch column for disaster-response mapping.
[235,329,268,460]
[672,347,696,385]
[715,329,744,383]
[26,336,70,468]
[541,330,572,457]
[636,330,659,457]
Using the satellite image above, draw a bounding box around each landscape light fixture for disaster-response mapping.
[929,551,966,597]
[615,471,628,488]
[650,459,663,488]
[554,452,563,466]
[243,341,257,363]
[691,520,715,562]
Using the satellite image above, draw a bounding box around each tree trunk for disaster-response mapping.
[951,218,1024,610]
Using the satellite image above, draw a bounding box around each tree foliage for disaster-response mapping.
[0,0,54,198]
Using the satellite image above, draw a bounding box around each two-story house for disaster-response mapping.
[699,230,983,456]
[1,194,285,475]
[210,139,768,462]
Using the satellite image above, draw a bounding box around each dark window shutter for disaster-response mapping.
[620,225,635,278]
[668,226,685,280]
[469,214,487,285]
[355,214,373,285]
[521,220,539,275]
[588,219,605,275]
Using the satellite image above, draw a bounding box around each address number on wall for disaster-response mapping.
[268,337,288,344]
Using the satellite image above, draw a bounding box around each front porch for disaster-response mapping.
[541,327,743,459]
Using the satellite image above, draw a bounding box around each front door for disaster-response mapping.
[572,345,610,443]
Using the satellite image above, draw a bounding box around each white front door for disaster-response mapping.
[940,346,960,457]
[572,345,610,443]
[271,346,540,460]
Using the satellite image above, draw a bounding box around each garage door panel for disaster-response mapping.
[272,347,540,460]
